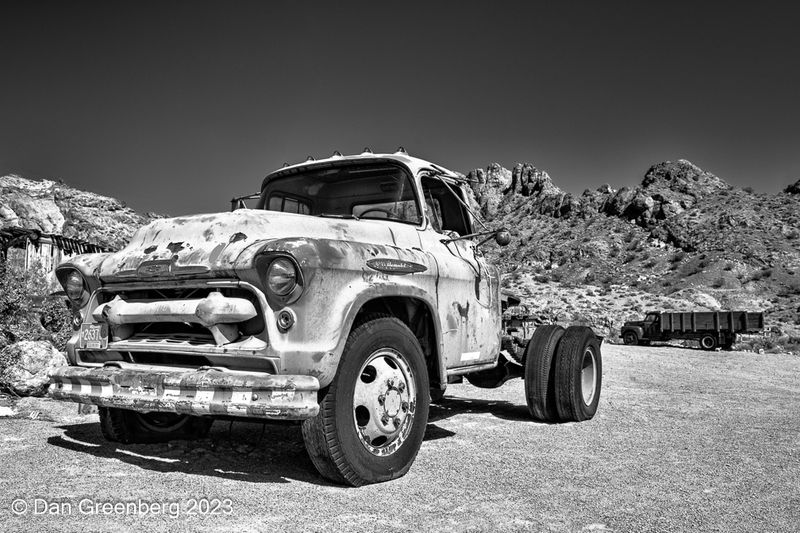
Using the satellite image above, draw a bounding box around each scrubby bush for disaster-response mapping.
[0,261,72,351]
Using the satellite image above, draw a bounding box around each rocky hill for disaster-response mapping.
[467,160,800,349]
[0,174,158,250]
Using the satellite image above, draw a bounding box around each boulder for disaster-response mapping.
[784,179,800,195]
[0,341,66,397]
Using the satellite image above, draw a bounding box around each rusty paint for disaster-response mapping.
[166,241,186,253]
[229,232,248,243]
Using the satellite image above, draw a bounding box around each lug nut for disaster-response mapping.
[378,394,385,405]
[401,401,409,412]
[381,414,390,425]
[387,378,395,388]
[397,382,405,393]
[393,417,401,427]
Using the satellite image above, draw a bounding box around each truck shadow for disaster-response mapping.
[429,396,539,424]
[45,397,534,485]
[46,418,455,485]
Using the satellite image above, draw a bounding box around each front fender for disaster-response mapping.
[249,238,440,389]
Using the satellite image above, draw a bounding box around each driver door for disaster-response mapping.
[418,175,500,370]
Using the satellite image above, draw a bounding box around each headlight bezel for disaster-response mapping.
[257,253,305,306]
[266,257,298,296]
[57,267,90,308]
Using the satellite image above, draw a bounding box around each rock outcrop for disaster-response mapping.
[468,159,800,343]
[0,174,156,250]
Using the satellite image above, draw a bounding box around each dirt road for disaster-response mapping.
[1,344,798,532]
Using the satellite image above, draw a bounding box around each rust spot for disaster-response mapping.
[202,228,214,241]
[143,245,157,254]
[454,302,470,321]
[229,232,248,243]
[167,242,186,253]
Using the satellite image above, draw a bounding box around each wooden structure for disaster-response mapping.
[0,227,110,272]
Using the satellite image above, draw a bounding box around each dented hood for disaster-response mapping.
[98,210,409,281]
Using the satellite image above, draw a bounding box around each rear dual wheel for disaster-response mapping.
[700,334,718,350]
[524,325,602,423]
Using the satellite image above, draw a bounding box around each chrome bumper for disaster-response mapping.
[49,364,319,420]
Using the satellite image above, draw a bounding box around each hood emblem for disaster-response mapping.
[137,260,172,277]
[367,258,427,275]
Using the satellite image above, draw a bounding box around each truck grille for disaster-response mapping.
[82,280,269,355]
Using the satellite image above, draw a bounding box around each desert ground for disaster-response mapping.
[1,344,798,533]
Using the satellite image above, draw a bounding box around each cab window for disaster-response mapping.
[260,164,421,225]
[420,176,472,235]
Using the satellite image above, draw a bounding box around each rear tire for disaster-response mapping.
[98,407,212,444]
[523,325,565,422]
[301,317,430,486]
[554,326,602,422]
[623,331,638,345]
[700,334,718,350]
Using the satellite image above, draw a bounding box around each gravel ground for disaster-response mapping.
[1,344,798,532]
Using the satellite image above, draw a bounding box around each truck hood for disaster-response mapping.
[98,210,411,281]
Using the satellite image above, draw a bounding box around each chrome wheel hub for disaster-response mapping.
[353,348,416,456]
[581,347,597,406]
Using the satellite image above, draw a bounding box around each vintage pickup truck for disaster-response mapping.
[49,149,602,485]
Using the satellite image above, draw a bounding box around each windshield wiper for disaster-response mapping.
[317,213,360,220]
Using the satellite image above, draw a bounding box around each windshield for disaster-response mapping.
[259,164,421,224]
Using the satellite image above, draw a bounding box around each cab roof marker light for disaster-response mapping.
[306,155,315,161]
[362,147,372,154]
[332,150,342,157]
[395,146,407,154]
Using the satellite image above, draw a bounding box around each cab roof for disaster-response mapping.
[263,150,465,185]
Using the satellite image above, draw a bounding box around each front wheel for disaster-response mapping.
[623,331,638,345]
[554,326,602,422]
[98,408,213,444]
[301,317,430,486]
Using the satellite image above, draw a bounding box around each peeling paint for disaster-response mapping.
[229,232,248,243]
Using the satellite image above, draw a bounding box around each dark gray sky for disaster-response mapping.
[2,1,799,215]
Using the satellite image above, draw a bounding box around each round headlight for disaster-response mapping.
[65,271,85,302]
[266,258,298,296]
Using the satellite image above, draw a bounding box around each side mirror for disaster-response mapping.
[495,229,511,246]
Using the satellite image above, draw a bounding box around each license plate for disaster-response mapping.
[79,323,109,349]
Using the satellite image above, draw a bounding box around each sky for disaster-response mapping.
[1,1,799,216]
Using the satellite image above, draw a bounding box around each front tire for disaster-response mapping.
[98,408,212,444]
[301,317,430,486]
[623,331,638,345]
[554,326,602,422]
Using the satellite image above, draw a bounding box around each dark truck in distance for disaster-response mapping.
[621,311,764,350]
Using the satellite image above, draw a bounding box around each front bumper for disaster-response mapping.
[49,364,320,420]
